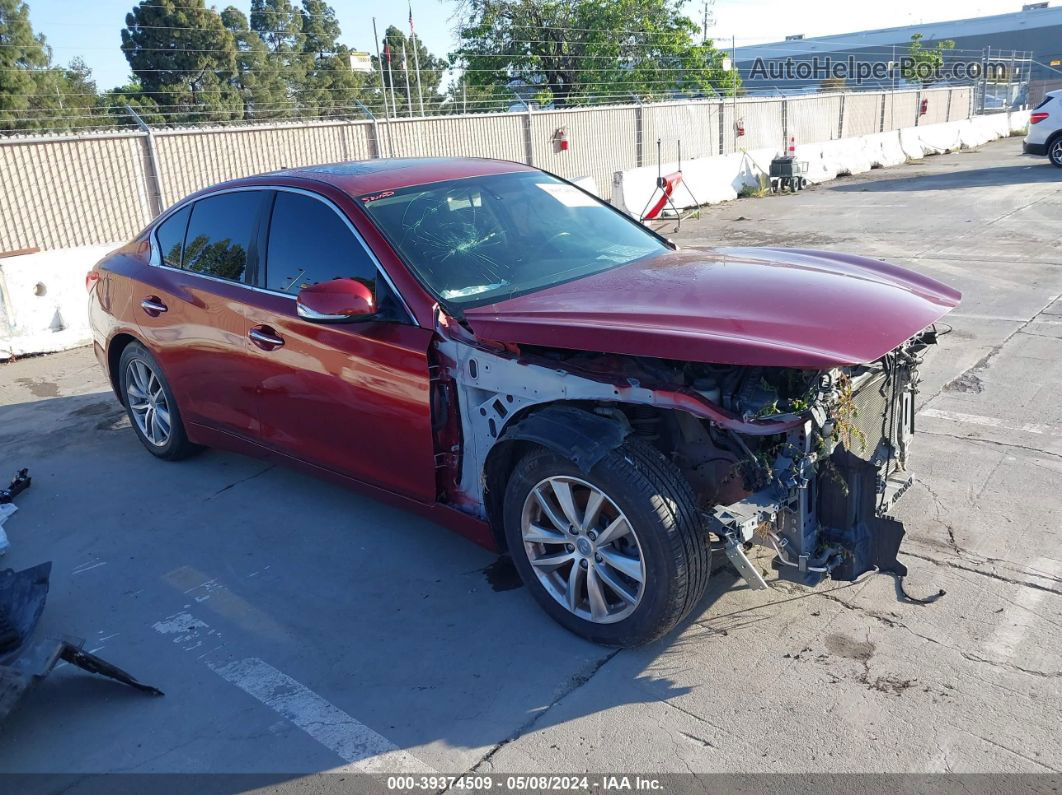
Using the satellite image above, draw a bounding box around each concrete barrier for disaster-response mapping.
[613,112,1029,217]
[0,243,119,360]
[863,132,907,168]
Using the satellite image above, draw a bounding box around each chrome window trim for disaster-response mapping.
[148,185,417,325]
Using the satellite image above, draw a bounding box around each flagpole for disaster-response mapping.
[401,42,414,117]
[386,45,398,122]
[371,17,394,157]
[409,3,426,116]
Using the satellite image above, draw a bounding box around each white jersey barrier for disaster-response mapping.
[613,111,1030,216]
[0,243,119,360]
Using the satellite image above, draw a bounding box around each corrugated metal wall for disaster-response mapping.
[881,90,921,132]
[383,114,526,161]
[787,94,844,144]
[842,93,884,137]
[0,89,984,252]
[0,132,151,252]
[531,106,639,192]
[155,121,375,206]
[641,101,719,161]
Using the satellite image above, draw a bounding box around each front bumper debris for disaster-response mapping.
[0,562,163,723]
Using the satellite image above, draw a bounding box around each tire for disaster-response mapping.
[502,437,711,647]
[118,342,199,460]
[1050,137,1062,169]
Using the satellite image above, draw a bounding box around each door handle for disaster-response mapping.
[140,297,167,315]
[249,325,284,351]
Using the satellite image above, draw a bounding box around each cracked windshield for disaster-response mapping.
[359,171,668,307]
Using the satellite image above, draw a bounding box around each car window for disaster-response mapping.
[265,192,378,294]
[358,171,667,309]
[155,205,190,269]
[1034,96,1054,110]
[182,192,261,282]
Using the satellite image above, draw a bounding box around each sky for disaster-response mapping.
[26,0,1038,91]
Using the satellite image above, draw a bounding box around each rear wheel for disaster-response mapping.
[118,342,199,460]
[503,437,711,647]
[1050,137,1062,168]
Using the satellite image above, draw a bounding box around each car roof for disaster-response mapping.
[234,157,538,197]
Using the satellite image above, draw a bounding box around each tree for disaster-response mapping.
[121,0,242,125]
[373,25,446,116]
[294,0,372,118]
[451,0,737,108]
[102,81,165,127]
[1,2,108,133]
[250,0,306,105]
[901,33,955,87]
[222,5,291,119]
[299,0,340,59]
[819,76,846,93]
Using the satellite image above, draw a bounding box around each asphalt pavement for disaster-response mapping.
[0,137,1059,777]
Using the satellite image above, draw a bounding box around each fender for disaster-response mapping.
[497,405,630,472]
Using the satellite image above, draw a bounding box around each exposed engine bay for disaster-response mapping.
[432,314,941,590]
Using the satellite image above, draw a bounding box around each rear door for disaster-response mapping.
[135,189,272,440]
[238,188,438,502]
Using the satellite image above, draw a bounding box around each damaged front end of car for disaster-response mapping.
[432,312,941,592]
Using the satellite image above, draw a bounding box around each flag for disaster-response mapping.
[408,2,415,35]
[383,42,391,63]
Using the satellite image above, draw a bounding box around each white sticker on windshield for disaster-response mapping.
[535,183,598,207]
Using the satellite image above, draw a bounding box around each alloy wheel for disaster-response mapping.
[125,359,171,447]
[1051,139,1062,167]
[520,476,646,624]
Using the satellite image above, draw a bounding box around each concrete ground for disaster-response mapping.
[0,137,1059,777]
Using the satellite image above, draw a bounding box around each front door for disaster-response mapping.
[241,189,437,502]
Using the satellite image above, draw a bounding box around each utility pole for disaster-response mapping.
[701,0,715,45]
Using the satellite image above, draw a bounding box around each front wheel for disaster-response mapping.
[1050,138,1062,168]
[503,438,711,647]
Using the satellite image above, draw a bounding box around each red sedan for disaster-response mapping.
[88,158,959,646]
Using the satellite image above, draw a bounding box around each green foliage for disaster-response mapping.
[0,0,108,132]
[451,0,738,108]
[819,75,846,92]
[901,32,955,86]
[295,1,374,118]
[372,25,447,116]
[222,5,291,119]
[122,0,242,124]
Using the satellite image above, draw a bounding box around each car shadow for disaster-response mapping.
[829,159,1060,193]
[0,389,826,775]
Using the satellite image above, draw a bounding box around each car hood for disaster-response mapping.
[462,247,961,368]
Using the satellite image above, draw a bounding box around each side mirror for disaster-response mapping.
[297,278,376,322]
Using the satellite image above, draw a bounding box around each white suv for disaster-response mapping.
[1024,90,1062,167]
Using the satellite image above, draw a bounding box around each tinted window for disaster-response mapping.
[155,205,189,268]
[182,192,261,282]
[265,192,377,294]
[1034,96,1053,110]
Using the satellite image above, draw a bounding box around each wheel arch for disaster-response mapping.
[482,403,631,551]
[106,332,143,405]
[1047,128,1062,157]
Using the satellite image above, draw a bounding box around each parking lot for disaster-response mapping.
[0,136,1060,775]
